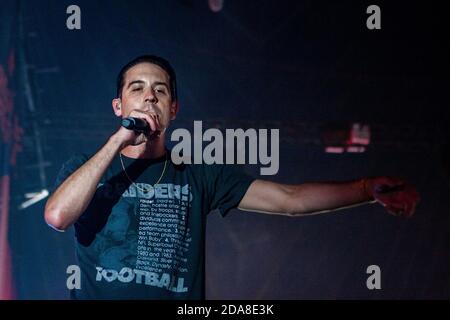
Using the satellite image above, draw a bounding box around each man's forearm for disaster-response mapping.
[44,135,124,230]
[288,179,376,215]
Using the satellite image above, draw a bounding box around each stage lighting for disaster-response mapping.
[322,123,370,154]
[18,189,49,210]
[208,0,224,12]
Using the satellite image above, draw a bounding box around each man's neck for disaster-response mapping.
[120,137,166,159]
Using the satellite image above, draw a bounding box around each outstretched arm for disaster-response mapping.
[238,177,420,217]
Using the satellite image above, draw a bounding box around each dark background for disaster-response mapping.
[2,0,449,299]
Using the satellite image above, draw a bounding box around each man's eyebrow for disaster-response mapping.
[126,80,169,89]
[127,80,145,88]
[152,81,169,88]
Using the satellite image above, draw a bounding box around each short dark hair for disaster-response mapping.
[116,55,177,101]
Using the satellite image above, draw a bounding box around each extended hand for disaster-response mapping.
[366,177,420,218]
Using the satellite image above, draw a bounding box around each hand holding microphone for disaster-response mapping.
[116,110,162,147]
[121,109,161,134]
[121,117,151,132]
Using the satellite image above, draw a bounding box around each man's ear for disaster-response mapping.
[170,101,179,120]
[112,98,122,117]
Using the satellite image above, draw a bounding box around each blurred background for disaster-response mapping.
[1,0,449,299]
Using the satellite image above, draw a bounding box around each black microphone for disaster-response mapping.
[121,117,150,132]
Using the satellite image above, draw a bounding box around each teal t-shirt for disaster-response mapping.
[53,151,255,300]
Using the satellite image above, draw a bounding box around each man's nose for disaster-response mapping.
[144,88,158,104]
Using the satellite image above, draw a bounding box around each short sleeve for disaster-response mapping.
[51,154,89,194]
[206,164,255,217]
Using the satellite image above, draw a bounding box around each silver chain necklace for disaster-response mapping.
[119,152,168,193]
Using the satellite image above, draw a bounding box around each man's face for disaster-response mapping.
[113,62,178,132]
